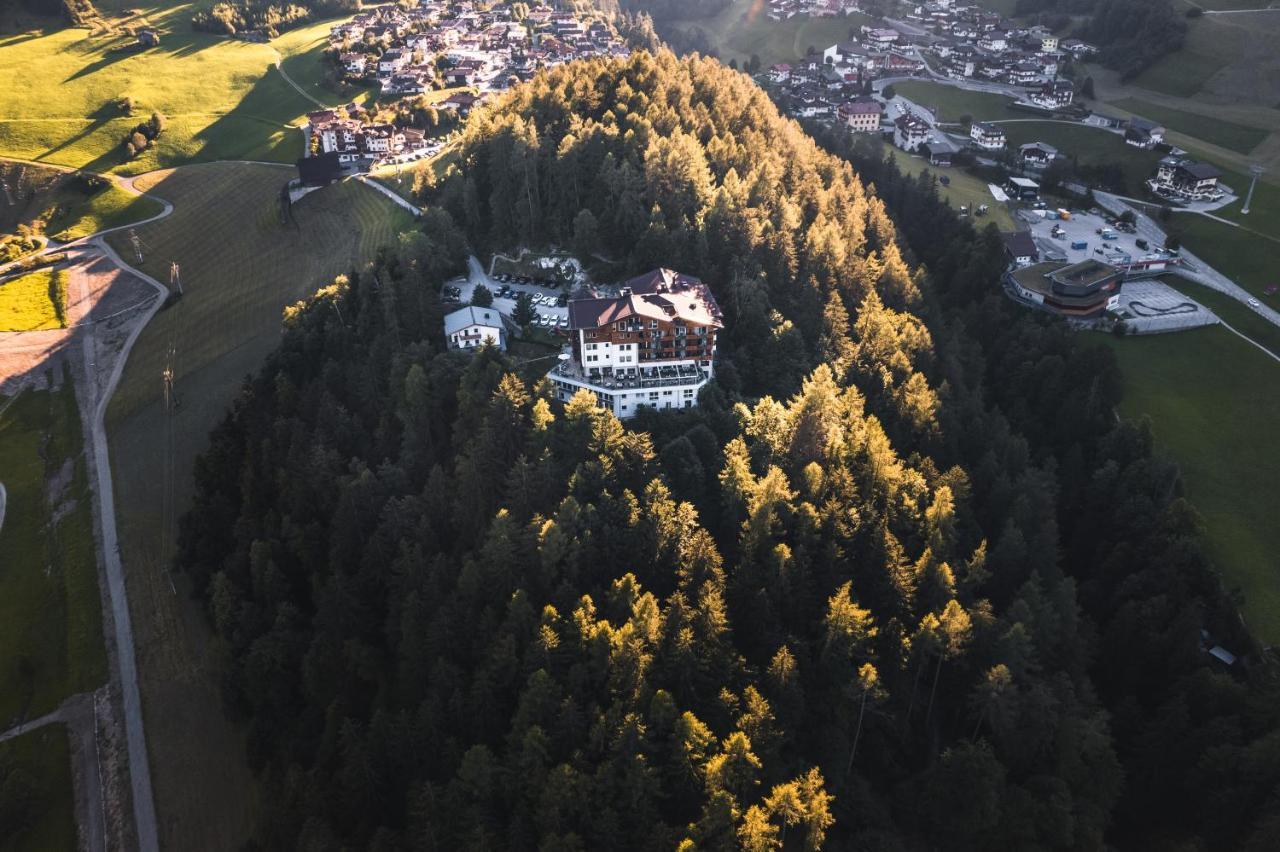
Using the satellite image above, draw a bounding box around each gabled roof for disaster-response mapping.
[1001,230,1038,259]
[444,305,503,335]
[569,269,723,331]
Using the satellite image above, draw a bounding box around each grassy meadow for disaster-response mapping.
[668,0,873,66]
[891,80,1018,123]
[0,6,313,174]
[0,725,76,852]
[99,161,412,852]
[0,268,65,327]
[1100,326,1280,644]
[0,380,107,727]
[0,269,65,331]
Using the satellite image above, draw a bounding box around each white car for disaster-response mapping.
[1248,298,1260,307]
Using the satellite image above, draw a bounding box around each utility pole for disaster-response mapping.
[129,228,144,263]
[1241,164,1264,215]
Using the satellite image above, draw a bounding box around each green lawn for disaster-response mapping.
[1112,98,1270,155]
[0,725,76,852]
[892,80,1018,124]
[101,161,413,851]
[1100,326,1280,644]
[0,269,65,331]
[886,149,1016,230]
[999,121,1163,195]
[1132,50,1226,98]
[0,380,107,727]
[1161,277,1280,359]
[1166,214,1280,300]
[668,0,874,66]
[0,3,312,174]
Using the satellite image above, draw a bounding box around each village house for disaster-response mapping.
[1001,231,1039,266]
[1148,157,1225,202]
[1019,141,1058,169]
[862,26,900,50]
[548,269,724,419]
[1125,117,1165,148]
[970,121,1006,150]
[894,114,932,153]
[1029,79,1073,109]
[340,52,368,75]
[839,97,883,132]
[977,29,1007,52]
[444,305,507,351]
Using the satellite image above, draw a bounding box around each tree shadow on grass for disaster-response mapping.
[187,66,313,166]
[63,42,149,83]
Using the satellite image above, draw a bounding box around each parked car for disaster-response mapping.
[558,316,568,329]
[1135,239,1148,250]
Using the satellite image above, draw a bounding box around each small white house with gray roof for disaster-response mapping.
[444,305,506,351]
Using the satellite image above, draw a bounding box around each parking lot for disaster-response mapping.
[1025,208,1169,267]
[446,257,571,332]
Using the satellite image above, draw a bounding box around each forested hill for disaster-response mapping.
[177,52,1280,850]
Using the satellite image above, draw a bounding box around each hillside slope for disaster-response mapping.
[174,52,1280,850]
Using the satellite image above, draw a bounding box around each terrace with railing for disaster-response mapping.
[552,357,709,391]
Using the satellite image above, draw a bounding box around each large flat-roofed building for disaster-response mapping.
[1006,259,1123,317]
[548,268,723,419]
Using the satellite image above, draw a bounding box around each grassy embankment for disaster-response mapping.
[0,269,68,331]
[1100,325,1280,644]
[99,161,413,852]
[0,379,107,727]
[0,724,76,852]
[0,160,163,241]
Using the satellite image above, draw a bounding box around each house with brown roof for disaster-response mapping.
[548,269,723,418]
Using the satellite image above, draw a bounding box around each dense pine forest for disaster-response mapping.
[176,53,1280,850]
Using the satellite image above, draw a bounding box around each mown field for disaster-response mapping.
[1100,325,1280,644]
[0,379,107,727]
[100,161,413,852]
[0,4,312,174]
[0,269,65,331]
[0,724,76,852]
[668,0,873,65]
[891,80,1018,123]
[1112,98,1269,155]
